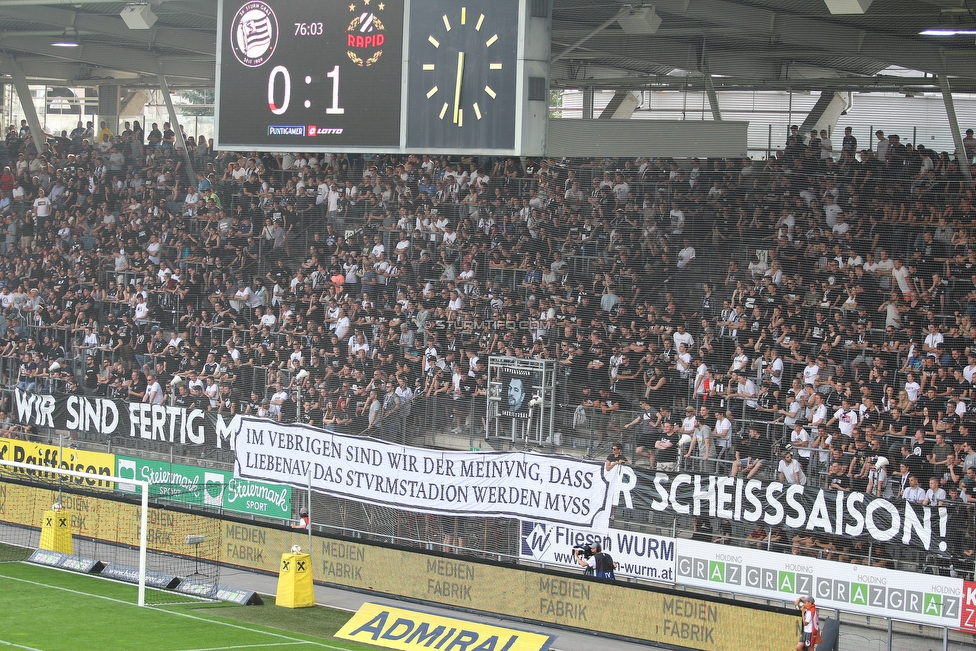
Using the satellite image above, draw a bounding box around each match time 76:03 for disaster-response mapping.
[294,22,324,36]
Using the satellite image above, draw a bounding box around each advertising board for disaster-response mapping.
[677,538,972,631]
[518,519,675,582]
[116,456,291,519]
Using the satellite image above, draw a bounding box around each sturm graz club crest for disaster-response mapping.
[347,1,387,67]
[230,1,279,67]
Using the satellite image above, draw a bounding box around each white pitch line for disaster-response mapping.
[172,643,307,651]
[0,572,147,606]
[0,573,345,651]
[0,639,47,651]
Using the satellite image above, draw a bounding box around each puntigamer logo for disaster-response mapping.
[268,125,305,136]
[231,1,279,67]
[676,546,961,623]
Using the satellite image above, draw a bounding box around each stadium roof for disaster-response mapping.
[0,0,973,92]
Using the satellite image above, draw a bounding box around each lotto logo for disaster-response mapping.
[306,125,343,137]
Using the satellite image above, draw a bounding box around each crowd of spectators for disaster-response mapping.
[1,115,976,571]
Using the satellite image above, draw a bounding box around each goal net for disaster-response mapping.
[0,458,220,606]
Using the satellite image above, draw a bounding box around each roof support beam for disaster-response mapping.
[0,0,156,5]
[550,36,810,79]
[0,57,89,82]
[0,37,214,81]
[651,0,976,78]
[550,32,886,75]
[156,73,195,183]
[581,87,594,120]
[598,90,628,119]
[552,7,634,63]
[9,59,47,156]
[799,91,837,135]
[799,91,848,142]
[702,62,721,121]
[938,75,972,184]
[915,0,967,7]
[551,75,976,94]
[599,90,640,119]
[0,5,215,56]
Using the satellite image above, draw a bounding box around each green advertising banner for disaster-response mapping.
[115,456,292,519]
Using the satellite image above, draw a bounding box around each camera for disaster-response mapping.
[572,544,593,560]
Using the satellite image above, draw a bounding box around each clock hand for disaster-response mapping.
[453,51,465,125]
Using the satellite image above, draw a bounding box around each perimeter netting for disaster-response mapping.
[0,461,220,605]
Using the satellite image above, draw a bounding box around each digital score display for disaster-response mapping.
[215,0,405,150]
[216,0,549,155]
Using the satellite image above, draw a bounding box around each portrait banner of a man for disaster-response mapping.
[500,370,535,419]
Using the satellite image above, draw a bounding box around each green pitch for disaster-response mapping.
[0,562,384,651]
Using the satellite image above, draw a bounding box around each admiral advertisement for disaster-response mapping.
[234,417,614,530]
[519,519,676,583]
[336,603,557,651]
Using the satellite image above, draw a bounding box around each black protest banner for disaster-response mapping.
[11,389,239,450]
[612,468,951,552]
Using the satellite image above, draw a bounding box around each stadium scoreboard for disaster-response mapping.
[215,0,550,155]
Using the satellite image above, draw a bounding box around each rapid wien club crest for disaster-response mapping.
[347,0,387,67]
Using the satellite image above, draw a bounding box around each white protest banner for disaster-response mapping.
[518,519,676,583]
[676,538,966,629]
[233,417,613,530]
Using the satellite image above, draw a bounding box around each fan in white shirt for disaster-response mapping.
[676,243,696,269]
[903,374,921,402]
[334,310,350,341]
[923,477,946,506]
[145,376,164,405]
[778,452,806,485]
[802,358,820,386]
[923,325,944,357]
[791,423,812,459]
[32,192,52,219]
[902,476,926,504]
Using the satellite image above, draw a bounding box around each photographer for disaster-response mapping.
[574,543,617,579]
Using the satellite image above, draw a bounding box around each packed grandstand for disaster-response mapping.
[1,119,975,574]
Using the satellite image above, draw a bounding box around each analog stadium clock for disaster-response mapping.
[406,0,520,151]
